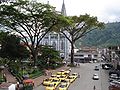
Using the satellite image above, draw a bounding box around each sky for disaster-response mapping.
[39,0,120,23]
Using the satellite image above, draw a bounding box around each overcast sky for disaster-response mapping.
[39,0,120,23]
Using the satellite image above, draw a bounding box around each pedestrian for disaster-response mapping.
[93,85,96,90]
[77,63,80,67]
[16,82,19,90]
[78,73,80,78]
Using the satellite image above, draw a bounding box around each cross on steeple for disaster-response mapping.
[61,0,67,16]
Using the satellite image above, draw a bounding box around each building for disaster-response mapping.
[104,46,120,70]
[40,0,71,60]
[70,46,101,63]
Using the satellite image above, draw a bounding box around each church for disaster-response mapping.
[40,0,71,60]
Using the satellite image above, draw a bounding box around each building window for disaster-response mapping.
[60,34,64,38]
[74,55,84,57]
[45,41,48,45]
[44,36,48,39]
[94,55,98,57]
[52,41,56,50]
[88,54,91,57]
[79,55,84,57]
[50,34,58,39]
[61,40,64,50]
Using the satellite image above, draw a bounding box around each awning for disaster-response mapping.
[23,79,34,84]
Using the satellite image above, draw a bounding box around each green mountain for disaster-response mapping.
[75,22,120,48]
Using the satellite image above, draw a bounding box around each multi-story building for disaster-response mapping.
[40,0,71,60]
[104,46,120,70]
[70,46,101,63]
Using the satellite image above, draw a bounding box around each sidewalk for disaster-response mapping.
[2,65,69,89]
[33,65,70,88]
[3,68,17,84]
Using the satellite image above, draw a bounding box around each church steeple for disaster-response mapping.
[61,0,67,16]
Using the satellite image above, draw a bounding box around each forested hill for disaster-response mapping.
[76,22,120,48]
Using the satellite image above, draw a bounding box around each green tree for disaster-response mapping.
[38,45,62,68]
[0,0,64,66]
[61,14,104,65]
[0,31,29,60]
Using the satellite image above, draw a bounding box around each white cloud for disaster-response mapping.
[39,0,120,23]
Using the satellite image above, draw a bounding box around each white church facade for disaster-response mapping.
[40,0,71,60]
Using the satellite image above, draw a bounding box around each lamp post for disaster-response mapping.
[0,65,5,82]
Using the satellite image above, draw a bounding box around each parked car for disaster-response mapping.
[102,64,113,70]
[42,78,52,86]
[110,80,120,86]
[93,74,99,80]
[71,73,78,79]
[109,70,120,77]
[46,82,56,90]
[59,83,70,90]
[110,74,119,79]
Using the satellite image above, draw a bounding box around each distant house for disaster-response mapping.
[69,46,101,63]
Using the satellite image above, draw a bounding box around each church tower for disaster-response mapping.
[61,0,67,16]
[40,0,70,60]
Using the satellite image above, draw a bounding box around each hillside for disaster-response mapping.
[75,22,120,48]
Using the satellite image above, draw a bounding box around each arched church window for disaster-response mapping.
[45,41,48,45]
[52,41,56,49]
[61,40,64,50]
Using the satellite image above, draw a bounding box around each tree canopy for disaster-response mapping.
[60,14,104,65]
[0,0,67,65]
[0,31,29,60]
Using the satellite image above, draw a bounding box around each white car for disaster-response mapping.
[93,74,99,80]
[110,74,119,79]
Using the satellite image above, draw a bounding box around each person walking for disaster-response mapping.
[93,85,96,90]
[78,73,80,78]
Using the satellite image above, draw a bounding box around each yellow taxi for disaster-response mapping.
[63,70,70,76]
[49,74,57,80]
[71,73,78,79]
[66,76,75,83]
[45,82,56,90]
[59,75,67,81]
[56,72,62,78]
[59,83,69,90]
[52,78,61,88]
[42,78,52,86]
[61,79,70,85]
[60,70,65,75]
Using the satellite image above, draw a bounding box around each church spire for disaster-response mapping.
[61,0,67,16]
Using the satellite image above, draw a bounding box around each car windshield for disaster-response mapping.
[72,73,77,76]
[61,80,67,83]
[51,75,56,78]
[45,79,51,81]
[67,76,72,79]
[52,79,58,82]
[48,84,54,87]
[60,84,66,88]
[94,74,98,76]
[60,76,64,78]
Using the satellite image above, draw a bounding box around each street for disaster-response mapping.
[34,63,110,90]
[69,63,109,90]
